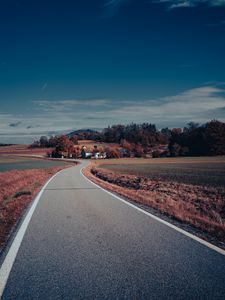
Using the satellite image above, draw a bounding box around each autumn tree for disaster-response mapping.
[133,144,145,158]
[55,135,74,157]
[104,147,120,158]
[69,136,78,145]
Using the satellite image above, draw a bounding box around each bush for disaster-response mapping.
[51,150,63,158]
[105,147,121,158]
[152,150,160,158]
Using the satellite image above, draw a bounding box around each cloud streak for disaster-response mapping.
[103,0,225,13]
[8,121,21,127]
[41,82,48,92]
[152,0,225,9]
[103,0,129,16]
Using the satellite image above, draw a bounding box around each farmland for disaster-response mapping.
[85,156,225,247]
[99,157,225,187]
[0,156,74,172]
[0,144,52,156]
[0,144,76,172]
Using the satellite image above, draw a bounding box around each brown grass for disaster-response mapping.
[83,163,225,245]
[0,144,53,157]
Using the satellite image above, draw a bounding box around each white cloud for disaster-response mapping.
[153,0,225,9]
[1,86,225,143]
[98,86,225,127]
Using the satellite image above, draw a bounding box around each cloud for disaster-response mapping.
[95,86,225,128]
[33,99,110,112]
[8,121,21,127]
[41,82,48,92]
[103,0,129,16]
[102,0,225,15]
[1,85,225,143]
[152,0,225,9]
[33,85,225,129]
[27,125,39,129]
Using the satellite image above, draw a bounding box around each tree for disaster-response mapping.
[133,144,145,158]
[104,147,120,158]
[168,120,225,156]
[205,120,225,155]
[120,139,132,156]
[169,143,181,157]
[55,135,74,157]
[70,136,78,145]
[40,136,49,147]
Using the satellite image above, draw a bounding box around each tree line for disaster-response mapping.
[30,120,225,157]
[169,120,225,157]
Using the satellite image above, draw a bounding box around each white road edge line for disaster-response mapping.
[80,166,225,257]
[0,168,65,298]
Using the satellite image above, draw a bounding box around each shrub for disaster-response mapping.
[105,147,121,158]
[152,150,161,158]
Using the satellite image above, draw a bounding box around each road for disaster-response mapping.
[1,161,225,299]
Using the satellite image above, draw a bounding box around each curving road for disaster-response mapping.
[1,161,225,299]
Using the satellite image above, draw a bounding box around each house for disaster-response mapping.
[81,148,92,159]
[93,152,107,159]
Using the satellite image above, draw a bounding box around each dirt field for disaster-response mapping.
[98,157,225,187]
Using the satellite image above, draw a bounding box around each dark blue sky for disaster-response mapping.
[0,0,225,143]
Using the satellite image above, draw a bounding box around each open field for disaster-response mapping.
[0,156,75,172]
[85,156,225,247]
[98,157,225,187]
[0,144,52,156]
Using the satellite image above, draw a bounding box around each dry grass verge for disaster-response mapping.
[83,164,225,246]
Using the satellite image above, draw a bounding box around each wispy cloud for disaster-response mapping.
[103,0,129,16]
[34,99,110,112]
[152,0,225,9]
[1,85,225,143]
[8,121,21,127]
[41,82,48,92]
[102,0,225,15]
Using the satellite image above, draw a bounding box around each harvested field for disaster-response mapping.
[98,157,225,187]
[0,144,52,156]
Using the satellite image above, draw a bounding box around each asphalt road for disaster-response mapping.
[1,161,225,299]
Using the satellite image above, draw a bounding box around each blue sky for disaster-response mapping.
[0,0,225,143]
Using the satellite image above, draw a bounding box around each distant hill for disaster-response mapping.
[66,128,103,141]
[67,129,100,138]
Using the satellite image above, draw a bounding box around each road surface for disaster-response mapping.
[1,161,225,299]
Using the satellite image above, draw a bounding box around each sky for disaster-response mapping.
[0,0,225,143]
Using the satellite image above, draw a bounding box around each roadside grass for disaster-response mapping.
[0,166,70,251]
[84,158,225,246]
